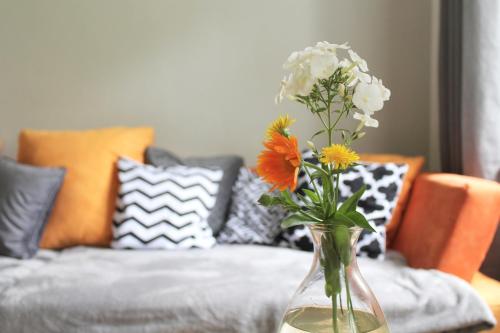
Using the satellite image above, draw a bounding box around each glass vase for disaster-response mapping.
[279,224,389,333]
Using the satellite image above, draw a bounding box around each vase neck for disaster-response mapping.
[308,224,362,266]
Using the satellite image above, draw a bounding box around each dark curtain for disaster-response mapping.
[440,0,500,280]
[439,0,463,174]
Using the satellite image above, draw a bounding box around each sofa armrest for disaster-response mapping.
[471,272,500,331]
[393,173,500,281]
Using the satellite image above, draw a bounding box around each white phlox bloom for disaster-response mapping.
[353,111,379,128]
[277,42,390,111]
[348,50,368,72]
[352,80,384,113]
[316,41,350,51]
[372,77,391,101]
[339,59,371,87]
[275,76,288,104]
[310,52,339,79]
[285,65,316,97]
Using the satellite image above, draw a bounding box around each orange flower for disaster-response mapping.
[257,133,301,191]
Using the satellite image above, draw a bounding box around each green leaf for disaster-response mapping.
[313,107,326,114]
[346,211,376,233]
[310,171,323,180]
[281,191,298,208]
[295,192,307,203]
[338,185,366,214]
[310,129,326,140]
[303,161,329,177]
[322,233,341,295]
[333,225,351,265]
[332,212,356,228]
[303,189,320,204]
[280,214,313,228]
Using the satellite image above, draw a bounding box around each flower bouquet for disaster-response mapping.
[256,42,391,333]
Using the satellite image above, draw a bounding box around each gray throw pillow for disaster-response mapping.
[0,157,65,259]
[145,147,243,235]
[217,167,287,245]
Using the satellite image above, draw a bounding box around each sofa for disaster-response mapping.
[0,128,499,333]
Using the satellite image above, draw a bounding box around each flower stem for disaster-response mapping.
[344,264,359,332]
[332,294,339,333]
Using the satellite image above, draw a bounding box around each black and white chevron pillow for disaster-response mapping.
[279,150,408,259]
[112,158,223,250]
[217,168,287,245]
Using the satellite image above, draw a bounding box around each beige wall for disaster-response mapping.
[0,0,432,165]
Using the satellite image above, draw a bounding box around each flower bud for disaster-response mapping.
[355,121,365,132]
[338,83,345,97]
[307,140,316,150]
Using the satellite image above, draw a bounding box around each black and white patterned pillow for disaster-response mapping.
[112,157,223,250]
[279,150,408,259]
[217,168,287,245]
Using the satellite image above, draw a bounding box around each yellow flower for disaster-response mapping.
[266,115,296,138]
[320,144,359,169]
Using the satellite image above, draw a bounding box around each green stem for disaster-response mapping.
[344,264,359,332]
[327,102,332,146]
[334,172,340,213]
[302,162,325,214]
[316,112,329,132]
[339,287,344,315]
[296,210,322,223]
[332,294,339,333]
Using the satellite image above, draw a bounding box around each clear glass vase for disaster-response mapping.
[279,224,389,333]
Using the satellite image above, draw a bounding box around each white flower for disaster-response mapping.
[316,41,350,51]
[310,52,338,79]
[340,59,371,86]
[348,50,368,72]
[352,76,390,127]
[278,43,379,102]
[372,77,391,101]
[353,111,379,128]
[283,50,309,71]
[277,65,315,101]
[275,76,288,104]
[352,81,384,113]
[286,66,316,96]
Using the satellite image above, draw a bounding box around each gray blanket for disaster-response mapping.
[0,245,495,333]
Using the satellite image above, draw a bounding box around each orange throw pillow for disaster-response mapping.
[359,154,425,247]
[393,174,500,281]
[18,127,154,249]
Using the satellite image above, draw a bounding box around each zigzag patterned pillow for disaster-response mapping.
[112,158,223,249]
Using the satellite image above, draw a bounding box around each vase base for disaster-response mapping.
[279,306,389,333]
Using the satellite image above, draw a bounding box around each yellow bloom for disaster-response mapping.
[320,144,359,169]
[266,115,296,138]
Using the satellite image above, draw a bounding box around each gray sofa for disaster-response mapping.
[0,245,495,333]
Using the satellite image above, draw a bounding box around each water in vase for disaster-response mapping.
[279,306,390,333]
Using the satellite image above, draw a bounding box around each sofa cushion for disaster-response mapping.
[0,247,494,333]
[359,154,425,247]
[112,158,221,249]
[0,158,65,258]
[393,173,500,281]
[472,272,500,332]
[217,167,287,245]
[285,150,408,259]
[17,127,154,249]
[146,147,243,235]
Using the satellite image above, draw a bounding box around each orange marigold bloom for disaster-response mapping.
[257,133,301,192]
